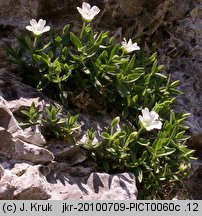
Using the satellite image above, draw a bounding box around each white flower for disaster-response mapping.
[138,108,162,131]
[121,38,140,53]
[77,2,100,22]
[26,19,50,36]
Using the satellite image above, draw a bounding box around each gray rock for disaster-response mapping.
[82,172,137,200]
[0,127,14,155]
[46,171,138,200]
[13,139,54,164]
[184,160,202,199]
[0,0,38,28]
[22,125,46,146]
[0,164,4,179]
[0,97,22,136]
[0,159,137,200]
[47,140,88,166]
[0,96,47,158]
[0,181,15,199]
[12,165,51,200]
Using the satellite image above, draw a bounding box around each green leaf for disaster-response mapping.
[70,32,82,49]
[128,54,136,69]
[122,107,129,118]
[36,42,51,52]
[128,132,138,141]
[170,112,175,123]
[137,139,150,146]
[183,149,195,157]
[111,117,120,128]
[107,148,116,154]
[120,152,128,159]
[116,78,130,97]
[138,151,148,164]
[156,147,176,157]
[175,131,185,139]
[157,65,165,72]
[124,132,138,147]
[147,146,156,155]
[55,36,62,43]
[94,31,109,45]
[109,45,120,61]
[179,145,196,157]
[63,24,70,34]
[101,50,108,59]
[124,73,144,83]
[17,36,32,51]
[170,80,180,88]
[95,58,101,68]
[101,132,111,140]
[135,167,143,183]
[155,73,167,79]
[149,52,157,63]
[170,125,178,138]
[71,54,82,62]
[21,110,31,117]
[32,54,41,62]
[132,95,138,104]
[111,131,126,140]
[144,74,151,85]
[151,60,158,75]
[87,128,96,140]
[170,88,183,95]
[68,114,78,126]
[153,138,169,151]
[30,102,37,114]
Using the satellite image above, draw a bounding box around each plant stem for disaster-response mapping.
[137,126,144,137]
[33,37,37,48]
[80,21,86,39]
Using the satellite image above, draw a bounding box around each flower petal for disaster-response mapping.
[30,19,37,27]
[146,120,162,130]
[26,26,33,31]
[152,120,162,129]
[145,125,155,131]
[138,115,143,123]
[131,43,140,51]
[77,7,82,14]
[38,19,46,29]
[91,6,100,15]
[82,2,91,10]
[43,26,50,33]
[150,111,159,120]
[142,108,149,118]
[128,39,133,46]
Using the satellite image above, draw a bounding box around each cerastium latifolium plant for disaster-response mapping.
[9,2,196,199]
[20,101,41,126]
[21,102,81,143]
